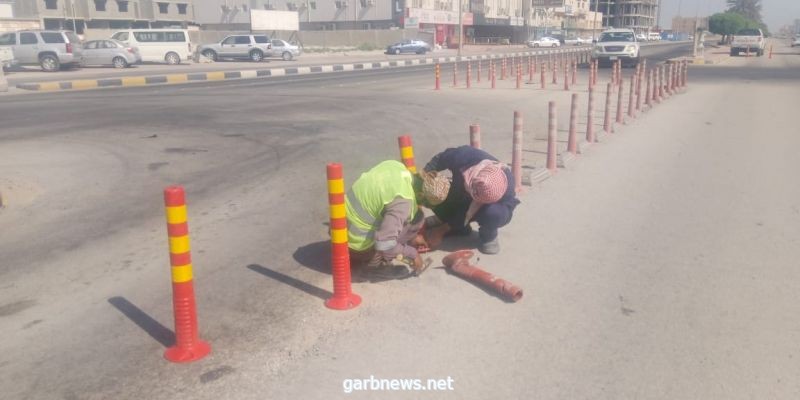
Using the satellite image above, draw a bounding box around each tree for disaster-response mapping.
[709,11,749,43]
[726,0,762,23]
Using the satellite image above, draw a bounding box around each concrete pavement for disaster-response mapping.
[2,42,797,399]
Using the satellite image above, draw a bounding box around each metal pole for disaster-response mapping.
[458,0,463,57]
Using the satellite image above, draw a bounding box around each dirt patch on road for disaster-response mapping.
[0,177,42,208]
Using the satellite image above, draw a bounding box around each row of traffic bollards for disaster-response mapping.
[155,56,690,364]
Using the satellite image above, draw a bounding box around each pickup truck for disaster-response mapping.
[1,47,16,71]
[730,28,766,56]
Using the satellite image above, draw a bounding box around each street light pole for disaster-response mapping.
[458,0,463,57]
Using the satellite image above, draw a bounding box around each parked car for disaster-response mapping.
[385,39,430,55]
[0,30,83,72]
[793,36,800,47]
[636,33,647,41]
[198,34,273,62]
[110,29,191,64]
[270,39,301,61]
[564,37,589,46]
[592,28,640,67]
[82,39,141,68]
[527,37,560,48]
[647,32,661,41]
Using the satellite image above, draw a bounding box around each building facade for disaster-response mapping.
[591,0,657,34]
[0,0,194,34]
[671,16,706,35]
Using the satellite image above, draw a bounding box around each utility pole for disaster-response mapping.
[458,0,463,57]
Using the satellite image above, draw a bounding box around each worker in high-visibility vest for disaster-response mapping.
[346,160,451,275]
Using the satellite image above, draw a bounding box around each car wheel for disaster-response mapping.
[394,48,401,55]
[112,56,128,69]
[40,54,60,72]
[202,50,217,61]
[250,50,263,62]
[165,52,180,65]
[282,51,293,61]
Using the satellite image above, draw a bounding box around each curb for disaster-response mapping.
[16,48,589,92]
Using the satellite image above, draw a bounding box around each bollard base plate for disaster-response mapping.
[557,152,576,168]
[164,340,211,363]
[325,293,362,310]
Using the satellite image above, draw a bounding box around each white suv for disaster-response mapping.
[592,28,640,67]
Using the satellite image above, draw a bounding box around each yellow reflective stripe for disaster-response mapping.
[400,146,414,160]
[121,76,147,86]
[72,80,98,90]
[206,71,225,81]
[407,165,417,173]
[171,264,193,283]
[166,74,188,83]
[329,203,346,219]
[327,179,344,194]
[169,235,190,254]
[331,228,348,244]
[165,205,187,224]
[39,82,61,91]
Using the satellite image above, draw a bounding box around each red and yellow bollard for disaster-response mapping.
[163,186,211,363]
[434,63,441,91]
[467,62,472,89]
[470,123,481,149]
[325,164,362,310]
[398,135,417,173]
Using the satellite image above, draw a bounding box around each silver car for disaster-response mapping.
[270,39,301,61]
[198,35,272,62]
[0,30,84,72]
[82,39,141,68]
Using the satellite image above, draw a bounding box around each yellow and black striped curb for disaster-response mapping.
[16,47,590,92]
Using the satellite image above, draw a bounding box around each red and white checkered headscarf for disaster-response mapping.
[462,160,507,225]
[463,160,507,203]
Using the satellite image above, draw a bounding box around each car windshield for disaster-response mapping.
[600,32,634,42]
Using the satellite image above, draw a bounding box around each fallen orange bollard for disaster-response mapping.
[442,250,523,302]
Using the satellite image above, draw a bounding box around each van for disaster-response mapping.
[110,29,191,64]
[647,32,661,41]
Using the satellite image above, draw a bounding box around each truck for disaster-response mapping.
[730,28,766,56]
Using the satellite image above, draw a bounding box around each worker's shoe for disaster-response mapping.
[478,238,500,255]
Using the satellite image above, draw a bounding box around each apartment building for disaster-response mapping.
[1,0,194,34]
[526,0,602,39]
[591,0,657,33]
[195,0,404,31]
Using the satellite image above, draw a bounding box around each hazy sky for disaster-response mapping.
[658,0,800,31]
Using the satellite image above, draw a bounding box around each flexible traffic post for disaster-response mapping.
[546,102,558,171]
[667,64,674,95]
[769,45,773,59]
[572,59,577,85]
[646,69,653,107]
[628,74,635,119]
[488,59,493,82]
[657,66,663,102]
[501,57,506,80]
[568,93,579,155]
[453,62,458,87]
[564,62,570,91]
[163,186,211,363]
[529,56,534,82]
[683,60,688,88]
[540,62,546,89]
[434,63,441,90]
[604,82,613,134]
[325,163,362,311]
[512,111,523,192]
[616,79,624,124]
[470,123,481,149]
[552,60,558,84]
[587,84,596,142]
[636,68,643,112]
[516,63,521,89]
[466,62,472,89]
[398,135,417,173]
[491,61,496,89]
[746,47,750,57]
[477,59,482,83]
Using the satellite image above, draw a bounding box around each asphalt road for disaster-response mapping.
[3,41,799,400]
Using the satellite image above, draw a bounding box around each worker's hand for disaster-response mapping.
[412,255,424,273]
[411,233,430,252]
